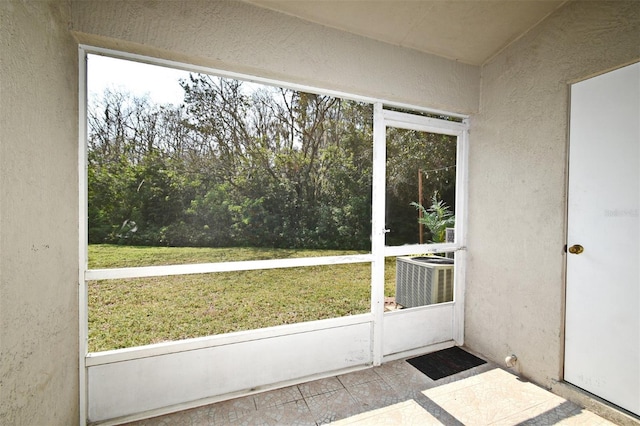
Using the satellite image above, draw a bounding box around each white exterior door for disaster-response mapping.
[565,62,640,416]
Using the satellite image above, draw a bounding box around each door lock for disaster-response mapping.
[568,244,584,254]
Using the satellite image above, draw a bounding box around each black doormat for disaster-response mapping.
[406,346,487,380]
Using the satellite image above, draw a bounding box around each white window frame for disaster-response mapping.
[78,45,469,424]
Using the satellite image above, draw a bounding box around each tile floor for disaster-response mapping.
[124,354,615,425]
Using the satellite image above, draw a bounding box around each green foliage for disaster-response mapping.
[87,76,454,250]
[385,128,457,245]
[87,80,374,250]
[411,194,455,243]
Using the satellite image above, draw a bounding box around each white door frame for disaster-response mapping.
[372,105,469,365]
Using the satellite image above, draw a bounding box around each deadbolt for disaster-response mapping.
[568,244,584,254]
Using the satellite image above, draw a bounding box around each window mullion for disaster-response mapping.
[371,102,387,365]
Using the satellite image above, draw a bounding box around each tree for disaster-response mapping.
[87,75,375,250]
[385,128,457,245]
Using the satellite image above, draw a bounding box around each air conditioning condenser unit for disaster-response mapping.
[395,256,454,308]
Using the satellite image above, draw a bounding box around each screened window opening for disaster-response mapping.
[381,124,458,310]
[83,53,466,353]
[87,55,373,268]
[85,54,377,351]
[88,263,372,352]
[385,127,457,247]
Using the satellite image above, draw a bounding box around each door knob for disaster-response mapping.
[568,244,584,254]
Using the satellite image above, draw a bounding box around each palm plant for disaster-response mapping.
[410,194,455,243]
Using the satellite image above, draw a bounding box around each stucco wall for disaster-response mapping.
[467,1,639,386]
[70,0,479,115]
[4,0,635,422]
[0,1,79,424]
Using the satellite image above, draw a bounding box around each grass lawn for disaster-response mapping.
[88,245,396,352]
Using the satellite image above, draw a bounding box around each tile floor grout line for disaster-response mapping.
[486,397,576,425]
[296,383,316,424]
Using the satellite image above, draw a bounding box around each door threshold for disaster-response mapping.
[550,380,639,426]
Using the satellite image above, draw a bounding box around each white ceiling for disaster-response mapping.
[244,1,566,65]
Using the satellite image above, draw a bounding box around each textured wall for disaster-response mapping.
[70,0,479,115]
[4,0,634,422]
[466,1,639,386]
[0,0,79,424]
